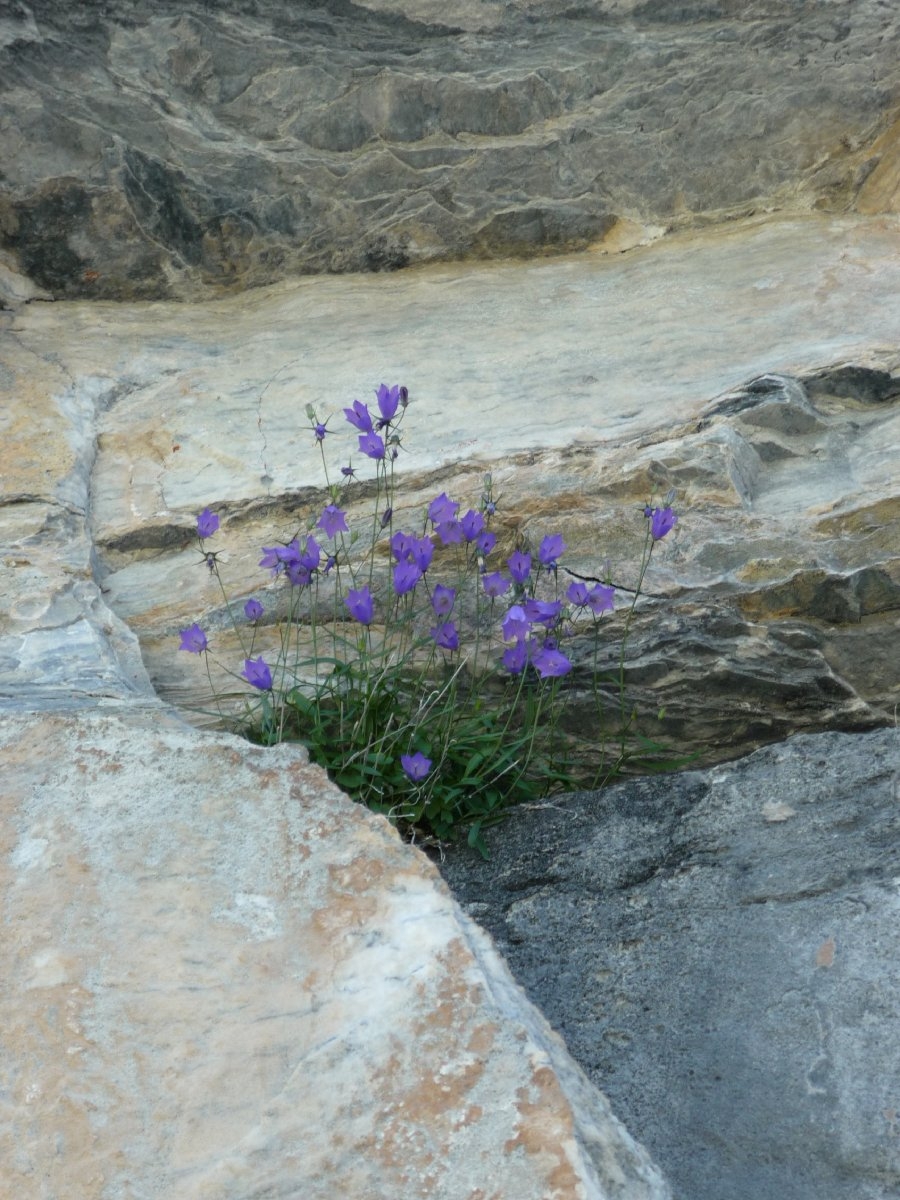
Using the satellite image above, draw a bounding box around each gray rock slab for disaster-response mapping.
[1,1,898,299]
[437,726,900,1200]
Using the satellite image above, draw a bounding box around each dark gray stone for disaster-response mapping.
[437,726,900,1200]
[2,0,898,298]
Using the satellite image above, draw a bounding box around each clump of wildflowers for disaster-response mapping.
[177,383,680,852]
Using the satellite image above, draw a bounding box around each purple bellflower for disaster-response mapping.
[507,551,531,584]
[435,520,463,546]
[476,530,497,556]
[196,508,219,539]
[412,537,434,573]
[375,383,401,424]
[482,571,510,599]
[566,581,590,607]
[345,586,374,625]
[503,639,529,674]
[538,534,566,568]
[648,506,677,541]
[300,536,321,572]
[179,623,208,654]
[401,751,432,783]
[428,493,458,525]
[460,510,485,542]
[532,645,572,678]
[430,621,459,651]
[393,560,422,596]
[523,598,563,629]
[244,598,264,622]
[502,605,530,641]
[318,505,348,540]
[242,656,273,690]
[344,400,374,433]
[359,430,386,460]
[431,584,456,617]
[391,530,415,560]
[587,583,615,615]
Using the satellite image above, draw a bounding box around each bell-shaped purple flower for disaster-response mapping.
[507,551,531,584]
[538,534,566,567]
[532,645,572,678]
[391,530,415,560]
[243,598,264,622]
[401,751,432,783]
[502,639,529,675]
[242,656,273,690]
[436,520,463,546]
[345,586,374,625]
[196,508,219,539]
[431,584,456,616]
[412,536,434,573]
[428,493,458,525]
[318,505,348,540]
[375,383,401,423]
[566,581,590,607]
[482,571,510,599]
[344,400,374,433]
[502,604,530,641]
[649,506,677,541]
[476,530,497,556]
[587,584,615,615]
[393,560,422,596]
[359,430,386,460]
[460,509,485,542]
[523,598,563,629]
[179,623,208,654]
[430,621,459,651]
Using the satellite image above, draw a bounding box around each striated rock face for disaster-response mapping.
[1,0,899,299]
[438,725,900,1200]
[4,213,897,768]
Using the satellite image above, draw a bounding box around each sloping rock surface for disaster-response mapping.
[437,725,900,1200]
[1,705,670,1199]
[1,0,899,299]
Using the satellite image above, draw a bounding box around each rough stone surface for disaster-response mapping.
[0,168,682,1200]
[4,213,897,764]
[437,725,900,1200]
[1,0,899,299]
[1,705,670,1199]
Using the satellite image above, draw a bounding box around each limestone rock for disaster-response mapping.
[1,706,671,1199]
[437,725,900,1200]
[1,1,898,299]
[4,213,896,766]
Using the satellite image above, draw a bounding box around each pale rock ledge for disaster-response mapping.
[0,706,670,1200]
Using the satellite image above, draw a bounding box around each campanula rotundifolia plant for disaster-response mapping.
[178,383,679,854]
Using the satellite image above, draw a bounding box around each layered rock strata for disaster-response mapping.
[1,0,898,300]
[4,214,896,768]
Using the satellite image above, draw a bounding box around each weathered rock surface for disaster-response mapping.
[4,213,897,765]
[0,171,686,1200]
[1,705,671,1199]
[437,725,900,1200]
[1,0,899,299]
